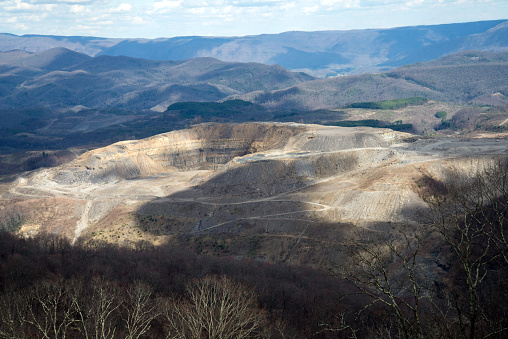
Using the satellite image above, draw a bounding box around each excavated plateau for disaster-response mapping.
[1,122,508,265]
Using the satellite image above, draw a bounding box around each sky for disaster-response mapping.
[0,0,507,39]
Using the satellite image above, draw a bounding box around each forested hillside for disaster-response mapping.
[0,48,313,111]
[238,50,508,110]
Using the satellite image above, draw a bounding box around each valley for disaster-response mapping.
[1,18,508,338]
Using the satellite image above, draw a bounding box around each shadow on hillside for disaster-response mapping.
[133,159,428,266]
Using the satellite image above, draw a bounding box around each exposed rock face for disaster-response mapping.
[2,122,508,265]
[42,123,403,184]
[50,123,305,183]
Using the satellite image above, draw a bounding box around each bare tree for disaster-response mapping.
[463,159,508,267]
[122,280,159,339]
[163,275,267,339]
[0,289,26,339]
[74,276,121,339]
[21,279,80,339]
[332,228,435,339]
[421,157,508,339]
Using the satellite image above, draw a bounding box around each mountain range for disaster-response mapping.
[0,48,312,111]
[1,19,507,77]
[0,20,507,157]
[1,47,506,114]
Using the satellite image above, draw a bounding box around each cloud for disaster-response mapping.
[69,4,87,13]
[5,16,19,23]
[149,0,183,13]
[0,0,506,39]
[26,13,48,22]
[403,0,429,6]
[107,3,132,13]
[29,0,99,3]
[320,0,361,9]
[187,7,206,14]
[230,0,287,6]
[280,2,295,10]
[4,0,57,12]
[131,16,145,24]
[302,5,319,13]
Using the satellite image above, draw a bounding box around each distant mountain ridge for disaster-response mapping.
[0,48,506,113]
[1,19,506,77]
[0,48,313,111]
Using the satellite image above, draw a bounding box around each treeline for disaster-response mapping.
[165,99,270,123]
[344,97,428,110]
[0,232,350,338]
[325,119,414,132]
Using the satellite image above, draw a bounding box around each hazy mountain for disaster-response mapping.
[0,33,120,56]
[401,50,508,67]
[1,20,506,77]
[1,47,506,115]
[97,20,508,76]
[380,20,508,67]
[0,48,313,111]
[388,51,508,105]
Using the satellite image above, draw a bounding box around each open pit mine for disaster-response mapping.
[2,122,508,265]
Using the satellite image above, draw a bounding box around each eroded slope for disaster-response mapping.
[2,123,507,265]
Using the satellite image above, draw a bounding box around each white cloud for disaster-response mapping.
[131,16,145,24]
[5,16,18,23]
[69,4,87,13]
[30,0,98,3]
[404,0,426,6]
[280,2,295,10]
[0,16,29,29]
[302,5,319,13]
[230,0,287,6]
[89,14,111,22]
[75,24,93,30]
[320,0,361,9]
[57,0,96,3]
[4,0,57,12]
[26,13,48,21]
[14,23,29,30]
[187,6,206,14]
[107,3,132,13]
[0,0,506,38]
[150,0,183,13]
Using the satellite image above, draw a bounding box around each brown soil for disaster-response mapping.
[2,122,507,264]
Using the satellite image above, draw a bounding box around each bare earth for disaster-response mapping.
[1,122,507,264]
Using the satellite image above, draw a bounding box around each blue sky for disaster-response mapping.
[0,0,507,38]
